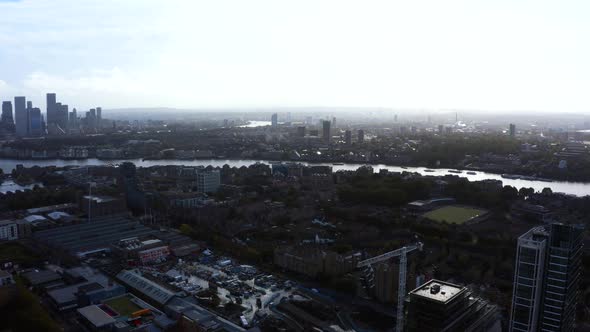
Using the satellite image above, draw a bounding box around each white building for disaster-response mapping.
[0,220,18,241]
[197,170,220,194]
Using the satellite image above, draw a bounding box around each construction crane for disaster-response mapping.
[356,242,423,332]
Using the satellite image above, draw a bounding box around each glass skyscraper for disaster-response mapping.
[14,96,28,136]
[509,223,584,332]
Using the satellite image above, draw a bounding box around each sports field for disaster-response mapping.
[103,295,142,316]
[423,206,487,224]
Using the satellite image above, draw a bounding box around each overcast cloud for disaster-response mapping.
[0,0,589,112]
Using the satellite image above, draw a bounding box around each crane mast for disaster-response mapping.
[356,242,422,332]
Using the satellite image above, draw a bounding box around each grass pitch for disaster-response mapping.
[103,295,142,316]
[423,206,486,224]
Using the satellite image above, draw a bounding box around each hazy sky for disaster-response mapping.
[0,0,589,112]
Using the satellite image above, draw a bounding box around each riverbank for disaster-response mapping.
[1,158,589,196]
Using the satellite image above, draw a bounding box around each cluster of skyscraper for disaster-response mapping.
[0,93,102,137]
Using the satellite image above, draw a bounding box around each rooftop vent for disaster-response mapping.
[430,284,441,294]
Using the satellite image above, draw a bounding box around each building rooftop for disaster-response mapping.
[116,269,175,305]
[34,216,158,254]
[0,220,16,226]
[78,305,116,328]
[21,269,62,286]
[141,239,162,246]
[23,215,47,224]
[26,203,77,215]
[83,195,118,203]
[410,279,465,304]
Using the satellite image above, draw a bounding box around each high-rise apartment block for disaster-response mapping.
[344,130,352,145]
[509,223,584,332]
[357,129,365,143]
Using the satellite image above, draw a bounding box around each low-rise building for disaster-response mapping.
[274,246,361,278]
[0,220,18,240]
[80,195,127,218]
[511,202,553,223]
[112,238,170,265]
[0,270,14,286]
[406,198,456,213]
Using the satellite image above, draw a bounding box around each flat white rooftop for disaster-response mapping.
[410,280,464,303]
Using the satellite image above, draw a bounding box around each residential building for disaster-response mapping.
[80,195,127,218]
[0,270,14,287]
[509,223,584,332]
[297,126,306,137]
[271,113,278,127]
[274,246,361,278]
[345,130,352,145]
[510,123,516,137]
[357,129,365,143]
[0,220,18,241]
[197,170,220,193]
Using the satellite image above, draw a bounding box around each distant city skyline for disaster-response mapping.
[1,0,590,112]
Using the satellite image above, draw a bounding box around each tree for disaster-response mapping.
[542,187,553,195]
[179,224,195,237]
[518,187,534,199]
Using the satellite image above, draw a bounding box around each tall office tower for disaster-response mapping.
[69,109,78,129]
[296,126,306,137]
[407,279,500,332]
[509,123,516,137]
[59,104,69,131]
[322,120,331,143]
[438,124,444,134]
[96,107,102,130]
[357,129,365,143]
[394,114,398,122]
[28,108,42,136]
[509,223,584,332]
[344,130,352,145]
[332,116,337,128]
[14,96,28,136]
[1,101,13,124]
[271,113,278,127]
[85,108,96,130]
[46,93,57,125]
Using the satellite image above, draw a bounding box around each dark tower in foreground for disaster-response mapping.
[509,223,583,332]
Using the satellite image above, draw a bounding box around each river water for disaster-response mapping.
[1,158,588,197]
